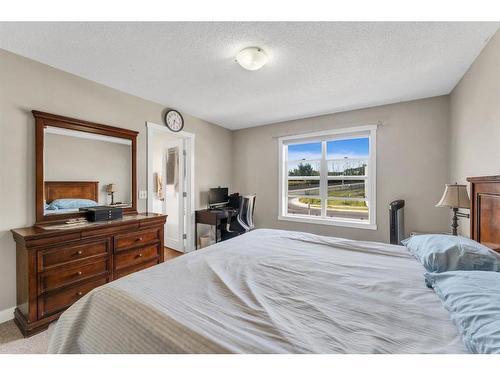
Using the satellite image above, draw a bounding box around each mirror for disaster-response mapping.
[44,127,132,215]
[35,111,138,223]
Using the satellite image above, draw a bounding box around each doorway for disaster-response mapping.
[146,122,195,252]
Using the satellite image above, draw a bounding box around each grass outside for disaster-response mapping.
[298,187,368,211]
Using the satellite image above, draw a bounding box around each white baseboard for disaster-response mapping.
[0,306,15,324]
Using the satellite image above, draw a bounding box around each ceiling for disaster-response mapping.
[0,22,498,130]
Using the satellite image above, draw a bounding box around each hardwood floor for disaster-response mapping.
[164,247,183,261]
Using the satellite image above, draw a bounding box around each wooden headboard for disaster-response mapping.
[467,175,500,252]
[44,181,99,203]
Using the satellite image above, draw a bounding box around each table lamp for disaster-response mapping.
[436,183,470,235]
[106,183,117,205]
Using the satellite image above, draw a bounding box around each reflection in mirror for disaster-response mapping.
[44,126,132,215]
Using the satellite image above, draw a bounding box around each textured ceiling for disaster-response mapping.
[0,22,498,129]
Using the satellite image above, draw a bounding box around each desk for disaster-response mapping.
[195,208,238,249]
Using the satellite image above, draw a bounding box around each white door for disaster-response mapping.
[147,122,195,253]
[163,139,186,251]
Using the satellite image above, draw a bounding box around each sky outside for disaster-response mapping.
[288,138,369,160]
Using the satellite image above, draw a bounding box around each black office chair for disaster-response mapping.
[223,195,256,239]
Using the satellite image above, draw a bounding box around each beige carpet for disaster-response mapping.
[0,320,52,354]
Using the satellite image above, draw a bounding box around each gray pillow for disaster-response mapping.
[401,234,500,273]
[425,271,500,353]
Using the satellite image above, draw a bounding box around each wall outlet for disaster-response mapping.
[139,190,148,199]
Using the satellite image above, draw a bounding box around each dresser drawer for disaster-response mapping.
[114,244,159,271]
[38,277,107,319]
[39,239,109,271]
[114,258,159,280]
[39,259,108,293]
[114,229,160,251]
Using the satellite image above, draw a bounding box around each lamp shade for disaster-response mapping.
[436,184,470,209]
[106,183,117,193]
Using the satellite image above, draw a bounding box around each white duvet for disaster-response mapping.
[48,229,465,353]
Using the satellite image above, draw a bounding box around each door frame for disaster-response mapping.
[146,122,195,252]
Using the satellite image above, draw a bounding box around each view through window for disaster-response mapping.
[280,127,376,228]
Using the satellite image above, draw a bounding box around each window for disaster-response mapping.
[278,125,377,230]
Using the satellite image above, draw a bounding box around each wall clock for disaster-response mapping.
[164,109,184,132]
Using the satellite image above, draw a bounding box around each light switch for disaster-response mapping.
[139,190,148,199]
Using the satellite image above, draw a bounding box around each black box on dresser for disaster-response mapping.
[80,206,124,222]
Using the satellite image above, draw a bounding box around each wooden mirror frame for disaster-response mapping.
[34,111,138,224]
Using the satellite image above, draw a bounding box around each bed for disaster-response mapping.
[48,176,500,354]
[44,181,99,215]
[48,229,465,353]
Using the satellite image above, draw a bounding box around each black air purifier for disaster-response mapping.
[389,200,405,245]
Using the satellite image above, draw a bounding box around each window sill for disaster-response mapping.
[278,215,377,230]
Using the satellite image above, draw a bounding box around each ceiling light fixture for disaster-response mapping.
[235,47,268,71]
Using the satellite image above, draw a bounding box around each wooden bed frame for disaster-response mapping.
[44,181,99,204]
[467,175,500,252]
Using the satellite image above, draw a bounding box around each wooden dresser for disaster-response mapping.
[11,213,167,337]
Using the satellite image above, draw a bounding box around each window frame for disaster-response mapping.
[278,125,377,230]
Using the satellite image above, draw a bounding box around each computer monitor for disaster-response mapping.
[209,187,229,208]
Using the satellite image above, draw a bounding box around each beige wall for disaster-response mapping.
[449,30,500,236]
[232,96,451,242]
[0,49,232,313]
[45,133,132,205]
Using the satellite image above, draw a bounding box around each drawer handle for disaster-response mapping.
[138,253,143,257]
[77,271,83,276]
[77,291,83,296]
[136,237,143,242]
[76,250,83,255]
